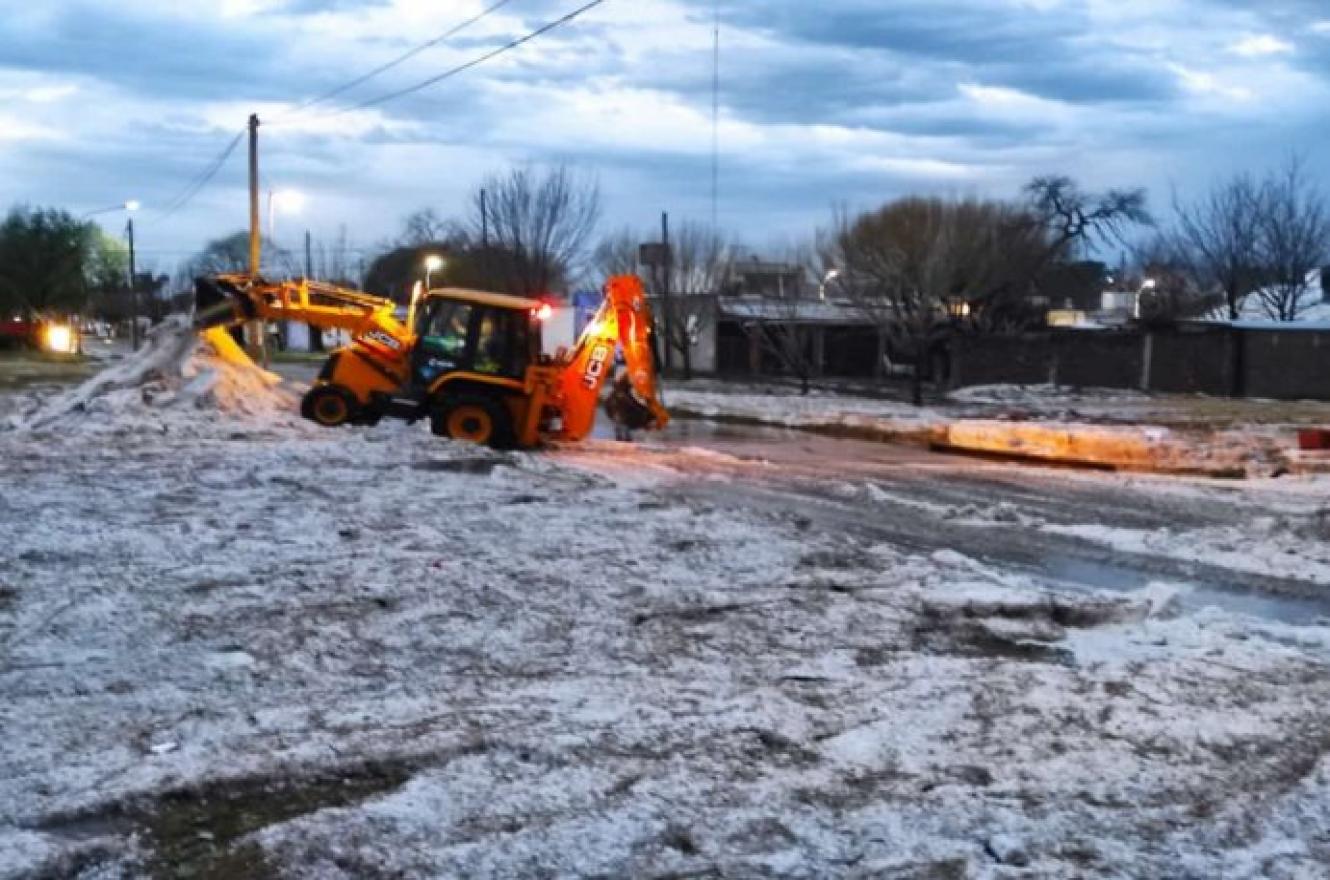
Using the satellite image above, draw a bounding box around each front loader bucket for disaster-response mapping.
[193,275,257,330]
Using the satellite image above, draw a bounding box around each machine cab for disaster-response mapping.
[412,289,545,389]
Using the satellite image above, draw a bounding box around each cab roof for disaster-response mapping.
[424,287,545,312]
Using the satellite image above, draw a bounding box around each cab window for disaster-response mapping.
[474,307,529,378]
[414,300,474,386]
[419,300,472,366]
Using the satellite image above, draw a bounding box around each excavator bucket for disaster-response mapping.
[556,275,669,441]
[194,275,258,330]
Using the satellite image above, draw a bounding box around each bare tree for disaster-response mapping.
[185,231,296,279]
[829,181,1148,403]
[746,246,824,394]
[659,222,733,379]
[592,227,640,278]
[1255,158,1330,322]
[1133,233,1219,323]
[399,209,449,247]
[1169,173,1267,320]
[593,221,733,379]
[463,164,601,298]
[1025,176,1152,259]
[745,314,819,393]
[836,198,970,405]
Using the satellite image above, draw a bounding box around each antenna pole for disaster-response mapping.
[711,0,720,231]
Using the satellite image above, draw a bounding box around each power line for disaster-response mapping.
[321,0,607,118]
[157,130,243,215]
[134,0,605,231]
[155,130,245,221]
[280,0,519,120]
[141,3,522,223]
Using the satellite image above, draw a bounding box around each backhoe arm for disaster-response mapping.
[556,275,669,441]
[195,274,407,339]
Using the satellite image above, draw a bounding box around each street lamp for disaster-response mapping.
[266,188,305,241]
[1135,277,1158,320]
[83,200,142,351]
[818,269,841,302]
[82,200,140,220]
[424,254,445,289]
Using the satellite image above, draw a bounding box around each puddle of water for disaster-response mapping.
[1040,555,1330,627]
[38,761,416,880]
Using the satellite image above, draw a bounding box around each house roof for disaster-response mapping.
[718,297,865,325]
[1202,269,1328,326]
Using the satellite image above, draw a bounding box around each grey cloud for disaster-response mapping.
[1,0,1327,262]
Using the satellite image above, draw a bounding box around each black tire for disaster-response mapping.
[300,384,359,428]
[352,406,384,427]
[431,394,515,449]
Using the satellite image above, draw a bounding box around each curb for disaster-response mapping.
[670,408,1267,478]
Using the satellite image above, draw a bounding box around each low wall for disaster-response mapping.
[1053,332,1142,389]
[952,325,1330,401]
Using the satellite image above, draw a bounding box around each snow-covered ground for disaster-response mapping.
[3,332,1330,878]
[664,380,1330,476]
[668,378,1330,430]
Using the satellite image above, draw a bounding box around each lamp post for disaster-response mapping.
[83,201,141,350]
[126,216,139,351]
[818,269,840,302]
[424,254,445,290]
[81,200,140,220]
[1136,277,1157,319]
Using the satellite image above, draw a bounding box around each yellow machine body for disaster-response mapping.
[194,273,667,448]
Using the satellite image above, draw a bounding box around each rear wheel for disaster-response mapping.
[431,396,514,448]
[301,385,358,428]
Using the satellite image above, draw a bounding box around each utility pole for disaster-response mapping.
[246,113,266,364]
[126,217,139,351]
[248,114,261,275]
[661,211,673,372]
[305,229,323,352]
[480,188,489,248]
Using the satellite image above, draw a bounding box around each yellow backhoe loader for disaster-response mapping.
[194,274,668,448]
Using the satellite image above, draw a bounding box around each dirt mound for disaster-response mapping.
[5,317,299,435]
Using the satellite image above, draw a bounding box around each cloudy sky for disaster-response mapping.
[1,0,1328,274]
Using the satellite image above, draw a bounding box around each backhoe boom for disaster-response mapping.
[193,272,668,448]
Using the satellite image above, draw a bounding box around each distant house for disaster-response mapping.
[723,259,809,298]
[1040,260,1109,312]
[713,296,881,378]
[1207,269,1330,326]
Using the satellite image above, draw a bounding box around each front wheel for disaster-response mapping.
[431,396,514,448]
[300,385,358,428]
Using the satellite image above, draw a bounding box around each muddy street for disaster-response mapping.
[555,422,1330,626]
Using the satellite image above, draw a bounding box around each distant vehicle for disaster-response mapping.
[0,316,79,353]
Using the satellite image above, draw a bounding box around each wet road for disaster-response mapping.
[201,360,1330,625]
[554,421,1330,626]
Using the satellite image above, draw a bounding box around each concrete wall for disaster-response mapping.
[1145,327,1233,396]
[1053,332,1141,389]
[951,336,1054,387]
[1243,330,1330,400]
[952,326,1330,401]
